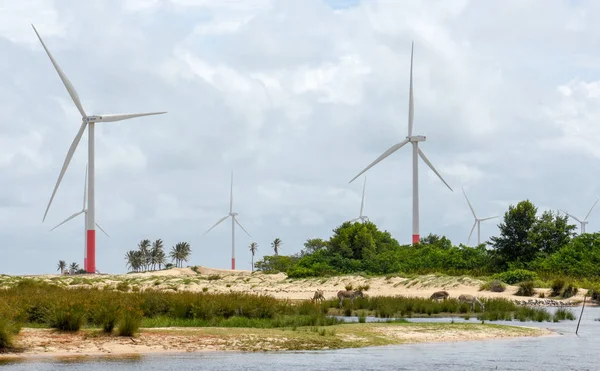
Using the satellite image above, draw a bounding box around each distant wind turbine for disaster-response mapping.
[204,172,251,270]
[349,42,453,244]
[560,199,599,234]
[461,187,498,246]
[350,177,368,223]
[50,165,110,262]
[32,24,166,273]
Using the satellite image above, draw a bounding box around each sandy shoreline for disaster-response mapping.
[0,324,553,360]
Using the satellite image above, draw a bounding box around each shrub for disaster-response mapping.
[553,309,576,321]
[587,287,600,302]
[515,281,535,297]
[0,315,20,352]
[551,279,565,297]
[344,284,353,291]
[358,312,366,323]
[480,279,506,292]
[538,292,545,298]
[117,307,143,337]
[357,284,370,292]
[47,301,86,332]
[208,275,221,281]
[494,269,538,285]
[561,283,578,299]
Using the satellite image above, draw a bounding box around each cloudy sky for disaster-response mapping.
[1,0,599,275]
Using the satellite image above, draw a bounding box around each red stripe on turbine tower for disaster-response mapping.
[412,234,420,244]
[232,258,235,270]
[87,230,96,273]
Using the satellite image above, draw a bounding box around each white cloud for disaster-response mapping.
[3,0,600,273]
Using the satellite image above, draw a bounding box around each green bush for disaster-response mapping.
[551,279,565,297]
[480,279,506,292]
[0,312,20,352]
[47,301,86,332]
[494,269,538,285]
[561,283,578,299]
[587,287,600,302]
[118,307,142,337]
[515,281,535,296]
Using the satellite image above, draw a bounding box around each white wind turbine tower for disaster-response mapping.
[462,187,498,246]
[33,25,166,273]
[349,42,453,245]
[560,199,599,234]
[204,172,251,270]
[50,165,110,263]
[350,177,368,223]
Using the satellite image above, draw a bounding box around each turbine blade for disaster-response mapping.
[584,199,599,221]
[43,121,88,222]
[461,186,477,218]
[83,164,88,209]
[230,171,234,214]
[349,139,409,183]
[467,221,477,245]
[479,216,499,221]
[560,210,582,223]
[234,216,251,237]
[96,112,167,122]
[31,24,86,118]
[95,222,110,237]
[204,215,230,235]
[359,177,366,217]
[417,148,453,192]
[49,210,84,232]
[408,41,414,137]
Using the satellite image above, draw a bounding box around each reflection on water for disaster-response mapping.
[1,307,598,371]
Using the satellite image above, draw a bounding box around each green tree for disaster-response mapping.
[488,200,538,269]
[420,234,453,249]
[151,239,165,270]
[530,210,576,257]
[69,262,80,272]
[301,238,328,256]
[138,239,151,271]
[170,242,191,268]
[57,260,67,275]
[249,242,258,272]
[271,238,282,255]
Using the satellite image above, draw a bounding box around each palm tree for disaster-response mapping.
[70,262,80,273]
[125,250,143,272]
[57,260,67,275]
[151,239,165,271]
[249,242,258,272]
[170,242,191,268]
[138,239,151,271]
[271,238,282,256]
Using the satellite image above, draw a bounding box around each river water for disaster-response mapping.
[2,307,598,371]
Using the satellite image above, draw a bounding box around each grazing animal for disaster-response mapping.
[458,294,485,312]
[311,289,325,303]
[337,290,364,307]
[430,290,450,301]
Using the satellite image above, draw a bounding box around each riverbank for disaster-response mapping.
[0,323,552,360]
[5,267,591,305]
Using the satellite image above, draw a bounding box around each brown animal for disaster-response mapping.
[311,289,325,303]
[430,290,450,301]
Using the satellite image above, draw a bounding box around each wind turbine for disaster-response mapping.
[560,199,599,234]
[349,42,453,245]
[33,24,166,273]
[204,172,251,270]
[350,177,368,223]
[462,187,498,246]
[50,165,110,263]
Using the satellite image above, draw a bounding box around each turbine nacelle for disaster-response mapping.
[230,212,238,217]
[408,135,426,142]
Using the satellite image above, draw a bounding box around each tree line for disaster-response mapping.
[125,239,191,272]
[252,200,600,280]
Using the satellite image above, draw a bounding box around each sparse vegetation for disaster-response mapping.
[515,281,535,297]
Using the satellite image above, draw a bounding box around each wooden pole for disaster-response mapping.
[575,295,587,335]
